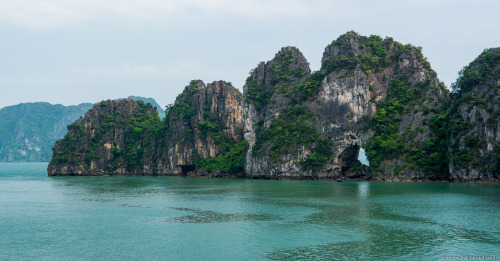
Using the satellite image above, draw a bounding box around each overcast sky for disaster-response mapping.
[1,0,499,109]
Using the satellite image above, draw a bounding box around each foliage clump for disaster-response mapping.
[321,31,432,76]
[252,105,332,169]
[245,47,310,112]
[365,77,448,176]
[51,100,162,172]
[448,48,500,174]
[195,140,248,173]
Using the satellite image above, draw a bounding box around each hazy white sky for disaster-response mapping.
[1,0,499,109]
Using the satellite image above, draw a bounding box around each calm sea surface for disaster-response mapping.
[1,163,499,260]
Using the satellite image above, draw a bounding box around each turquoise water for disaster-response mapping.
[1,163,499,260]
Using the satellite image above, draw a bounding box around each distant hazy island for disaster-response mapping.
[46,32,499,182]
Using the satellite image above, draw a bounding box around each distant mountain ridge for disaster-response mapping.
[0,102,93,162]
[0,96,164,162]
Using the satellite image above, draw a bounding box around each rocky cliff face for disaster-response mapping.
[243,32,449,179]
[320,32,449,179]
[48,32,498,181]
[243,47,317,178]
[157,80,245,176]
[448,48,500,181]
[48,81,245,176]
[48,98,161,176]
[0,96,163,163]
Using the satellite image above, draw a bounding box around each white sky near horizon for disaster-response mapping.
[0,0,499,109]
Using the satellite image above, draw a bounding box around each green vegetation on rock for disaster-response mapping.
[195,140,248,173]
[245,47,310,112]
[448,48,500,175]
[122,102,162,171]
[252,105,331,169]
[50,100,161,173]
[321,31,431,76]
[246,47,333,172]
[284,71,324,104]
[160,80,247,175]
[321,33,391,76]
[0,96,164,163]
[128,96,166,119]
[47,32,499,181]
[365,77,449,176]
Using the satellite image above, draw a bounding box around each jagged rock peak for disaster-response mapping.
[321,31,435,78]
[46,31,498,182]
[243,46,312,113]
[158,79,245,176]
[272,46,311,73]
[177,80,206,98]
[243,31,451,180]
[318,32,450,179]
[86,98,156,120]
[322,31,363,58]
[247,46,311,83]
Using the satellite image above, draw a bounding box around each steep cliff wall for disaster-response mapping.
[157,80,245,176]
[319,32,449,179]
[243,47,323,178]
[448,48,500,181]
[48,81,245,176]
[48,99,161,176]
[243,32,449,179]
[48,32,497,181]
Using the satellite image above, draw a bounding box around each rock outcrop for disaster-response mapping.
[48,98,161,176]
[243,32,449,179]
[157,80,245,176]
[48,31,498,181]
[448,48,500,181]
[319,32,449,179]
[243,46,317,178]
[48,81,245,176]
[0,96,164,163]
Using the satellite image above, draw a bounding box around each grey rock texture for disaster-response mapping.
[448,48,500,181]
[157,80,244,175]
[243,32,449,179]
[48,98,160,176]
[243,47,313,178]
[47,32,498,181]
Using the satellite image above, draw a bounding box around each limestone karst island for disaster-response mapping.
[47,32,500,182]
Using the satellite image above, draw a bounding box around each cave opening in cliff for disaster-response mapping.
[338,144,371,176]
[339,144,362,175]
[180,165,195,175]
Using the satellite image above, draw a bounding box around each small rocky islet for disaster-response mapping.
[48,31,500,182]
[0,96,164,162]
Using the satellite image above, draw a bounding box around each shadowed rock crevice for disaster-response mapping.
[180,165,195,175]
[338,144,361,175]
